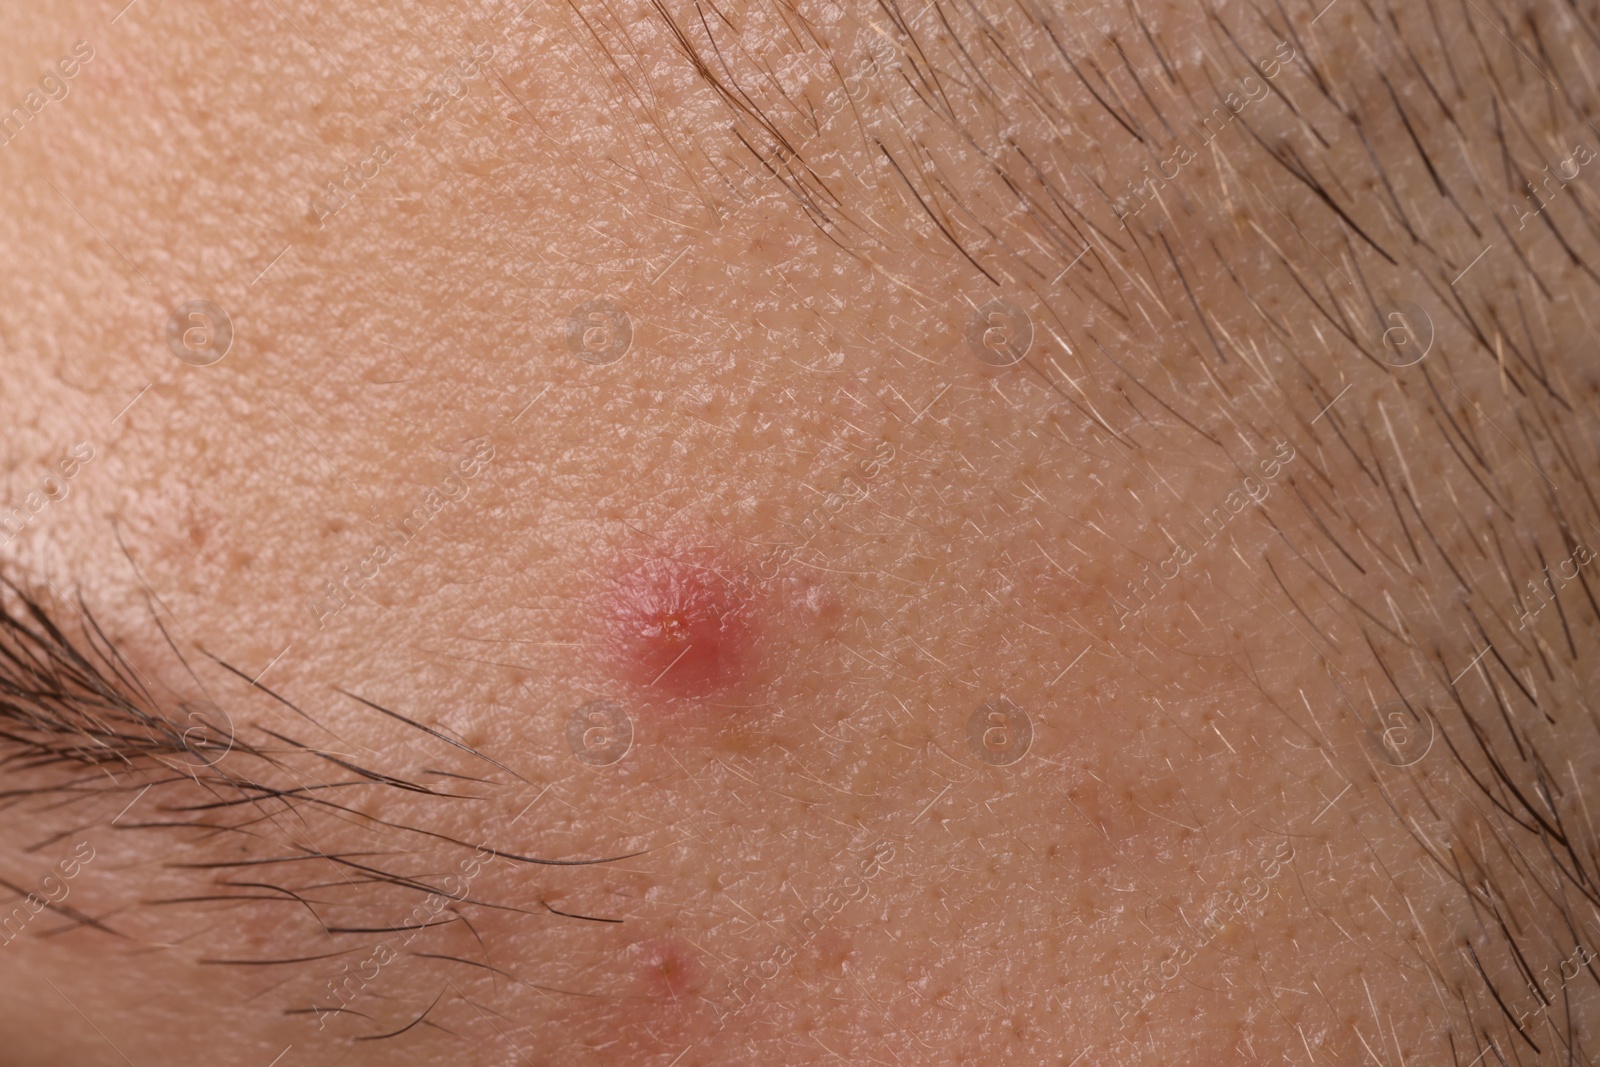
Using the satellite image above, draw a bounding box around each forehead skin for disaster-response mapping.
[0,0,1598,1064]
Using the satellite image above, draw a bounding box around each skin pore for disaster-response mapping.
[0,0,1598,1063]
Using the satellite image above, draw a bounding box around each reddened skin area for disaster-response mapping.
[597,551,761,703]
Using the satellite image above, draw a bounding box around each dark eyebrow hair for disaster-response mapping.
[0,579,221,786]
[0,579,635,983]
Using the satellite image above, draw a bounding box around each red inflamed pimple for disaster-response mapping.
[600,554,758,701]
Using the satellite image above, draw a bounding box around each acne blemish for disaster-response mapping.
[628,936,705,1000]
[600,554,757,702]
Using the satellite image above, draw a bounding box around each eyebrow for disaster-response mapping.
[0,580,634,938]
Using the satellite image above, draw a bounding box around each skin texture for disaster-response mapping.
[0,0,1598,1064]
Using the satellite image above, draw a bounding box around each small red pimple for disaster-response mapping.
[601,554,756,701]
[628,936,705,1000]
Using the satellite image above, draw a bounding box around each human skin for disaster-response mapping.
[0,0,1598,1064]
